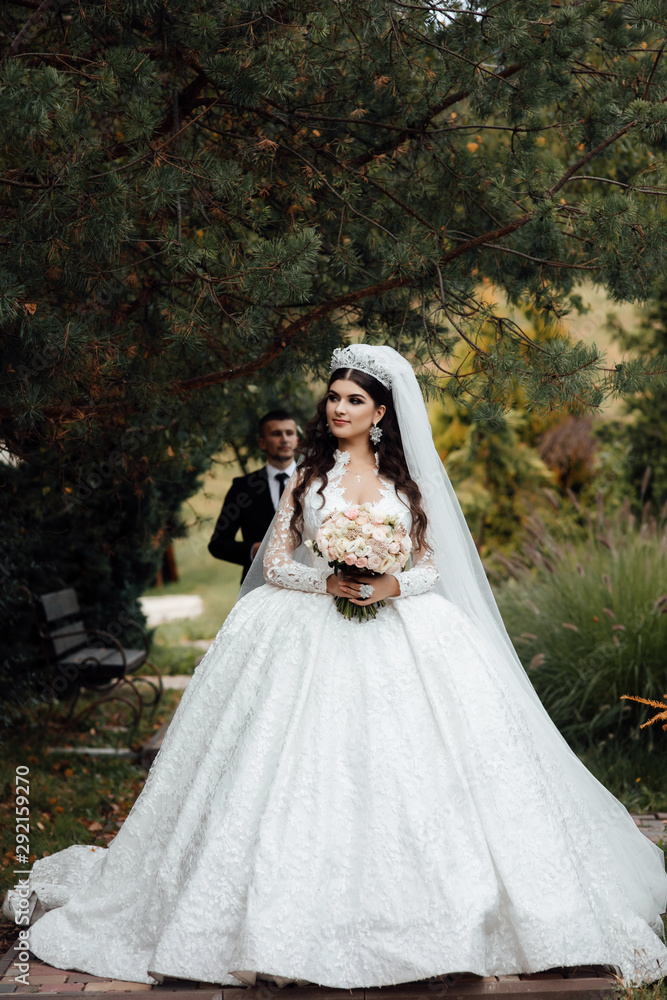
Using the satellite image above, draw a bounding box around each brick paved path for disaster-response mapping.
[630,813,667,844]
[0,945,621,1000]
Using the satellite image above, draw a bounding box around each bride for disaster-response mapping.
[5,344,667,989]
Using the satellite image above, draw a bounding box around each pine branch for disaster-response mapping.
[548,104,667,201]
[2,0,59,60]
[352,64,523,167]
[642,43,666,99]
[564,176,667,195]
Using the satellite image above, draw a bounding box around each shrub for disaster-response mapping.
[496,496,667,750]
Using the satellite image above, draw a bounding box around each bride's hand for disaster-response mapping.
[326,572,400,604]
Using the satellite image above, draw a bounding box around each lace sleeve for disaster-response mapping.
[263,475,331,594]
[393,543,439,599]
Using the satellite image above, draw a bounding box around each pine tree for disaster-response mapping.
[3,0,667,436]
[2,0,667,713]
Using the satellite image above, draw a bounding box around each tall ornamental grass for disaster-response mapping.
[496,497,667,750]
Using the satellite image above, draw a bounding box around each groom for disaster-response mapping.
[208,409,299,583]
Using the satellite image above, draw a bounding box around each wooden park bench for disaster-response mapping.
[28,586,163,731]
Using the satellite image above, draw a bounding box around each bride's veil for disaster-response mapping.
[234,342,667,941]
[238,495,309,602]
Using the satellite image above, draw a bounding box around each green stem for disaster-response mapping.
[334,597,386,622]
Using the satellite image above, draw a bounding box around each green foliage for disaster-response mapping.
[496,496,667,750]
[610,275,667,509]
[432,400,556,555]
[613,972,667,1000]
[0,410,212,725]
[580,743,667,816]
[429,302,621,559]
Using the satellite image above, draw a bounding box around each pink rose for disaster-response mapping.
[367,554,381,571]
[355,556,368,568]
[344,552,357,565]
[345,506,360,520]
[388,541,400,554]
[356,513,370,525]
[372,512,385,525]
[372,527,387,542]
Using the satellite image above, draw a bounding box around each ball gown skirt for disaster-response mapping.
[7,584,667,988]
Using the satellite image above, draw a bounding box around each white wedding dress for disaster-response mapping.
[7,449,667,988]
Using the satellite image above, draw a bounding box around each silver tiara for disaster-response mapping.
[329,346,393,389]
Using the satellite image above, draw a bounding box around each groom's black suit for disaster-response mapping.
[208,467,276,582]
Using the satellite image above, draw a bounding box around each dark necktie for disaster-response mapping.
[275,472,289,501]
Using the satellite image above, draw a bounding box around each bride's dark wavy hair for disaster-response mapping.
[290,367,428,549]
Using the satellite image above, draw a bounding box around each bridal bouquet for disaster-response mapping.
[305,503,412,621]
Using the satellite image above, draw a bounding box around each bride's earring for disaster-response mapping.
[369,422,383,445]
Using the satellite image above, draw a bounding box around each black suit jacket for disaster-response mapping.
[208,467,277,582]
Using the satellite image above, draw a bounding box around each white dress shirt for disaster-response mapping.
[266,459,297,510]
[249,461,298,564]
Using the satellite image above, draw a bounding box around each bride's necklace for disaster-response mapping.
[337,449,379,485]
[349,465,379,484]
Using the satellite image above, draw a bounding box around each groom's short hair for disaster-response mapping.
[259,409,295,434]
